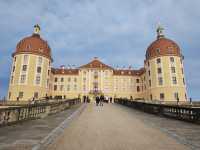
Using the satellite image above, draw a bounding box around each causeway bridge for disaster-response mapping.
[0,99,200,150]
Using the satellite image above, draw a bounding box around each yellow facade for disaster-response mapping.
[7,25,188,102]
[8,54,51,101]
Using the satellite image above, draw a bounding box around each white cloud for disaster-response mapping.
[0,0,200,98]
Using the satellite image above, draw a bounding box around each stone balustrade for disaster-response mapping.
[0,98,81,126]
[115,98,200,123]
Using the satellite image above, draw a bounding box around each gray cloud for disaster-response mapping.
[0,0,200,99]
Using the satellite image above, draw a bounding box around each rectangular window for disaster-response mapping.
[137,86,140,92]
[183,78,185,85]
[74,78,77,82]
[158,77,163,85]
[174,92,179,100]
[46,79,49,87]
[37,66,41,73]
[149,80,151,87]
[48,70,50,76]
[68,77,71,82]
[156,58,161,64]
[23,55,29,64]
[38,57,43,66]
[55,77,57,82]
[170,57,174,63]
[160,93,165,100]
[150,94,152,100]
[54,85,57,91]
[83,85,86,91]
[20,75,26,83]
[36,76,40,84]
[67,85,70,91]
[61,77,64,82]
[172,77,177,84]
[136,79,140,83]
[157,68,162,74]
[19,92,23,98]
[148,61,150,67]
[22,65,27,72]
[171,67,176,73]
[13,66,15,72]
[156,48,160,54]
[34,92,38,98]
[11,76,14,84]
[74,84,77,90]
[181,68,184,74]
[180,58,183,64]
[60,85,64,91]
[9,92,11,99]
[148,70,151,76]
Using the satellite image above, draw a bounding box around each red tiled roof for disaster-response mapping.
[51,68,79,75]
[13,34,52,61]
[146,38,181,60]
[113,68,145,76]
[79,58,113,70]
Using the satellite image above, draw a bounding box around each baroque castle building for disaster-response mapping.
[7,25,187,101]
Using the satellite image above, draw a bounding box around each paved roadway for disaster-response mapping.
[0,104,81,150]
[47,103,200,150]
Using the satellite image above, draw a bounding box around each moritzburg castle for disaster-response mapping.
[7,25,187,102]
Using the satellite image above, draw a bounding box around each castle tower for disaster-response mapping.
[7,25,53,101]
[144,25,187,101]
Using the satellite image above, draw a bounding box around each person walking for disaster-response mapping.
[83,96,86,103]
[110,97,112,103]
[96,96,99,106]
[100,95,104,106]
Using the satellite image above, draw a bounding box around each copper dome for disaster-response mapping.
[146,25,181,60]
[12,25,52,61]
[146,38,181,60]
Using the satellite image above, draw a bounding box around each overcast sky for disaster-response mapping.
[0,0,200,100]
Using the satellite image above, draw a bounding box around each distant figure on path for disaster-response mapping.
[96,96,100,106]
[110,97,112,103]
[100,95,104,106]
[83,96,86,103]
[86,96,90,103]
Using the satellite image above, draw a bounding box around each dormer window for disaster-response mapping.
[27,44,31,50]
[170,57,174,63]
[39,48,43,52]
[156,58,161,64]
[156,48,160,54]
[168,47,173,53]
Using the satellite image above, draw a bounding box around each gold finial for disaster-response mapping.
[34,24,41,34]
[156,22,164,39]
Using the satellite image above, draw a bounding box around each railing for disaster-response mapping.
[115,98,200,123]
[0,98,81,126]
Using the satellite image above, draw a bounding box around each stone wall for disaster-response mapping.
[0,98,81,126]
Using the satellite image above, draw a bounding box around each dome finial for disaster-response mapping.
[33,24,41,34]
[156,22,165,39]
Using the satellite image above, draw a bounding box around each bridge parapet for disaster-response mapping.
[0,98,81,126]
[115,98,200,123]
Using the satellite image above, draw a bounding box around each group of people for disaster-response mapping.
[95,95,104,106]
[83,96,90,103]
[95,95,113,106]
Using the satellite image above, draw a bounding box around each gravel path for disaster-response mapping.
[47,103,190,150]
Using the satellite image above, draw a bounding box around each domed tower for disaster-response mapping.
[7,25,53,101]
[144,25,187,101]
